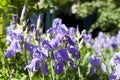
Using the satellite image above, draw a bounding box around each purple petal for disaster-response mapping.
[94,47,103,55]
[89,67,96,76]
[54,60,65,74]
[42,40,53,51]
[61,24,68,35]
[46,27,54,34]
[90,55,102,66]
[52,18,62,28]
[55,49,69,61]
[65,36,75,45]
[67,45,80,60]
[5,50,16,58]
[69,27,76,36]
[24,58,40,72]
[109,71,119,80]
[40,62,49,75]
[25,42,34,58]
[5,40,21,58]
[33,47,47,60]
[50,34,63,48]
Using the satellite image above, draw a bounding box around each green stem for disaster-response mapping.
[78,67,81,79]
[51,60,55,80]
[24,42,28,63]
[42,74,44,80]
[28,70,33,80]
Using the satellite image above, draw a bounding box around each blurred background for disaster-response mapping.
[0,0,120,37]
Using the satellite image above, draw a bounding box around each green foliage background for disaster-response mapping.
[77,0,120,35]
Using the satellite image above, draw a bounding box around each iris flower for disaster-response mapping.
[89,55,108,76]
[25,44,49,75]
[54,48,76,74]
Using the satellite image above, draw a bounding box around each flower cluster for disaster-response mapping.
[25,18,81,75]
[89,55,107,76]
[83,32,119,55]
[83,31,120,79]
[5,5,83,76]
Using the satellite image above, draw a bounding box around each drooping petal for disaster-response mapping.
[89,67,96,76]
[5,50,16,58]
[54,60,65,74]
[24,58,40,72]
[40,62,49,75]
[5,40,21,58]
[55,49,69,61]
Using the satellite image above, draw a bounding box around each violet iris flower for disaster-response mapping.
[67,45,80,60]
[92,32,110,55]
[25,44,49,75]
[54,48,76,74]
[47,18,68,36]
[89,55,107,76]
[109,52,120,80]
[5,27,23,58]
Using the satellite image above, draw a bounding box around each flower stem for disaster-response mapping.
[51,60,55,80]
[78,67,81,79]
[42,74,44,80]
[28,70,33,80]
